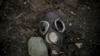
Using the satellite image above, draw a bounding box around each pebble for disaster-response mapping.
[75,43,83,48]
[24,2,27,5]
[87,6,91,9]
[69,23,72,26]
[77,37,80,40]
[83,22,86,25]
[89,40,92,42]
[71,11,76,15]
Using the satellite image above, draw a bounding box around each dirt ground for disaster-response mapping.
[0,0,100,56]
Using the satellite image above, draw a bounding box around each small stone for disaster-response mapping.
[89,40,92,42]
[87,7,91,9]
[4,51,6,54]
[77,37,80,40]
[75,43,83,48]
[70,38,73,41]
[80,25,82,28]
[24,2,27,5]
[83,22,86,25]
[69,23,72,26]
[71,11,76,15]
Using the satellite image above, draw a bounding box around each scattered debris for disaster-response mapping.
[75,43,83,48]
[69,22,72,26]
[71,11,76,15]
[24,2,27,5]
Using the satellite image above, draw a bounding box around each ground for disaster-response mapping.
[0,0,100,56]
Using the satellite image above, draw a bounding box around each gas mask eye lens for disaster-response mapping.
[56,20,63,30]
[54,18,65,32]
[39,21,50,35]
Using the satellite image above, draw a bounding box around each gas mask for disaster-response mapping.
[39,12,66,56]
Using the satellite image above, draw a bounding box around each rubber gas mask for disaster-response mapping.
[39,12,66,56]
